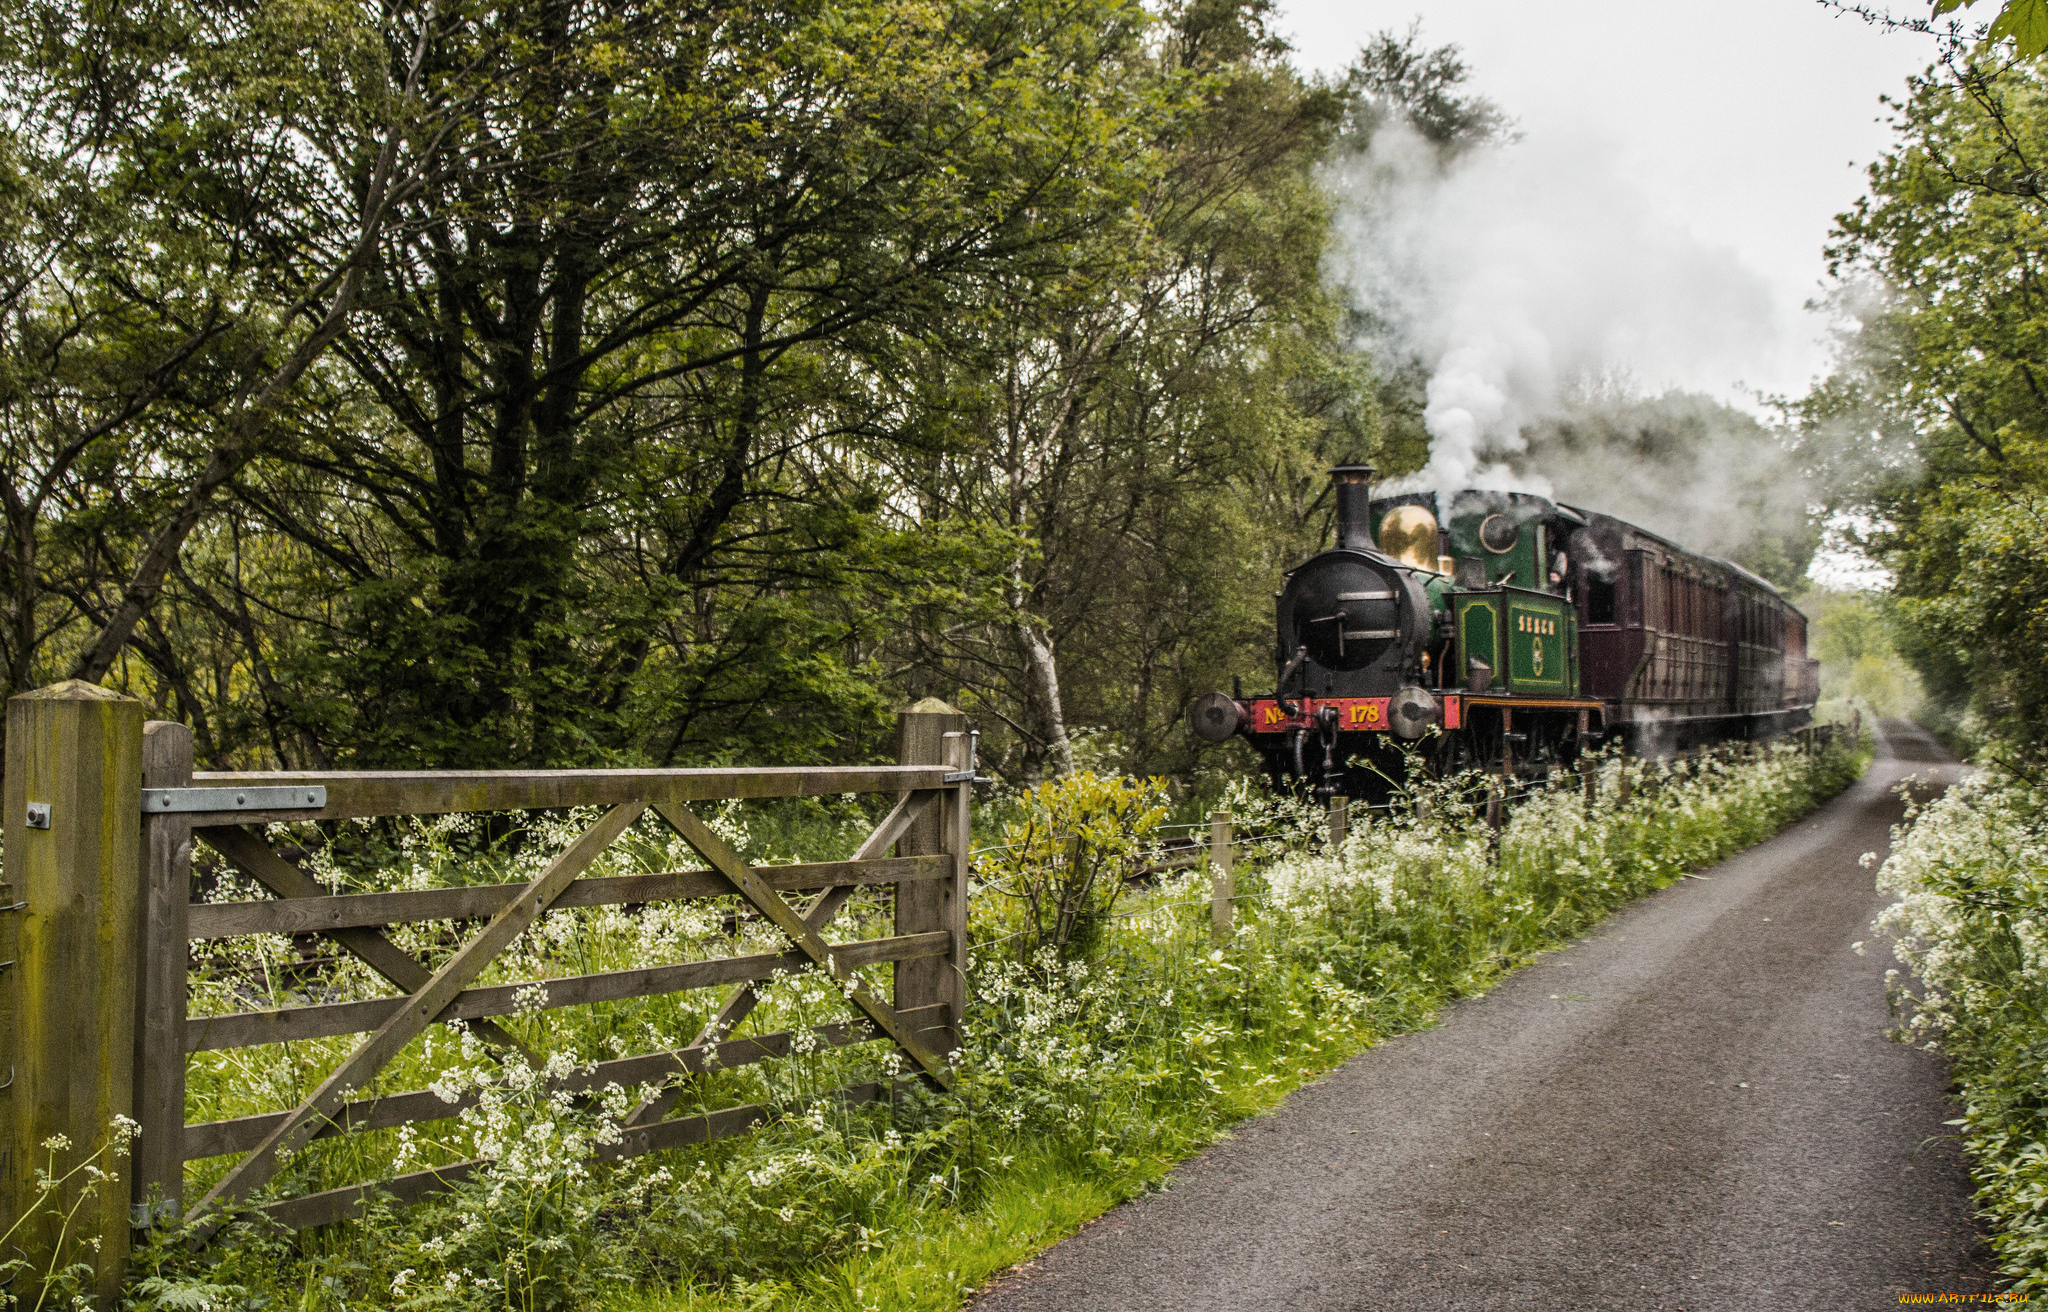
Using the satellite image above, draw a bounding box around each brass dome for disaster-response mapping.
[1378,504,1442,573]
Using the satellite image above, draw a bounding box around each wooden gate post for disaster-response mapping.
[1209,810,1233,945]
[1328,796,1349,856]
[895,699,966,1058]
[134,722,193,1224]
[1,681,144,1301]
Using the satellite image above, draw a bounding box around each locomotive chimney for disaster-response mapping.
[1331,464,1376,551]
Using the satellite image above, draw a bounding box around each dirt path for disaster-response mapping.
[973,721,1997,1311]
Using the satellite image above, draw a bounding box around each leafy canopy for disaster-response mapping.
[1935,0,2048,56]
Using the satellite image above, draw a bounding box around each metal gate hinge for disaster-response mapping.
[140,785,327,814]
[942,728,988,785]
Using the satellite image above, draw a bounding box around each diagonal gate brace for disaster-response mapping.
[651,800,955,1092]
[187,802,647,1234]
[626,788,937,1127]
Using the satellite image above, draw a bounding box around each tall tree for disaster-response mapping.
[887,0,1370,782]
[1817,49,2048,748]
[0,0,1387,780]
[0,0,465,714]
[117,0,1161,767]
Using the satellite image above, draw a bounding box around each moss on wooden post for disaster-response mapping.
[1,680,144,1302]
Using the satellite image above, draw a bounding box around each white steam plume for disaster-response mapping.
[1329,121,1788,508]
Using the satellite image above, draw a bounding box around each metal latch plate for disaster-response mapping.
[141,786,327,814]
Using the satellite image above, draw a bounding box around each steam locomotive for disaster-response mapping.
[1188,466,1820,800]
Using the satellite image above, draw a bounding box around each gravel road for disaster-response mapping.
[973,721,1997,1311]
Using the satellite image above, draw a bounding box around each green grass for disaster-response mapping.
[607,1039,1351,1312]
[612,1150,1126,1312]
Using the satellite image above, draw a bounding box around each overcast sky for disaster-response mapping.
[1272,0,1943,401]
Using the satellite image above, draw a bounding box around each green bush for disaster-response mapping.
[974,774,1169,965]
[1875,766,2048,1289]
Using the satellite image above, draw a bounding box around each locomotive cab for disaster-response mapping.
[1367,489,1585,701]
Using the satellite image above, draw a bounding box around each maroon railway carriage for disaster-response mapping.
[1568,509,1820,753]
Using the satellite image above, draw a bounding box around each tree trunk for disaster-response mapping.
[1016,616,1075,777]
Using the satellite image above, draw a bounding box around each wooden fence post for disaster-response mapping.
[1582,757,1598,814]
[1328,795,1348,856]
[1486,783,1503,831]
[1,680,144,1301]
[1617,762,1634,808]
[1209,810,1233,945]
[896,699,966,1058]
[134,721,193,1224]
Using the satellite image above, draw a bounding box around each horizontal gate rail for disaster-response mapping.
[184,930,950,1051]
[166,764,950,825]
[184,1015,901,1160]
[185,852,949,939]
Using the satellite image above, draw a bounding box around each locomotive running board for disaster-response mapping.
[1456,696,1604,711]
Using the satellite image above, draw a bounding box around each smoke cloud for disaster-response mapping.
[1327,120,1801,549]
[1517,388,1815,573]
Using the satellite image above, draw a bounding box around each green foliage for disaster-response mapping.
[0,0,1379,781]
[1874,766,2048,1288]
[1812,52,2048,753]
[1795,587,1926,721]
[1332,23,1511,157]
[975,773,1169,963]
[1936,0,2048,55]
[885,2,1375,783]
[0,1119,140,1312]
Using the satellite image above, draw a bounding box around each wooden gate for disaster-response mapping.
[1,684,972,1283]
